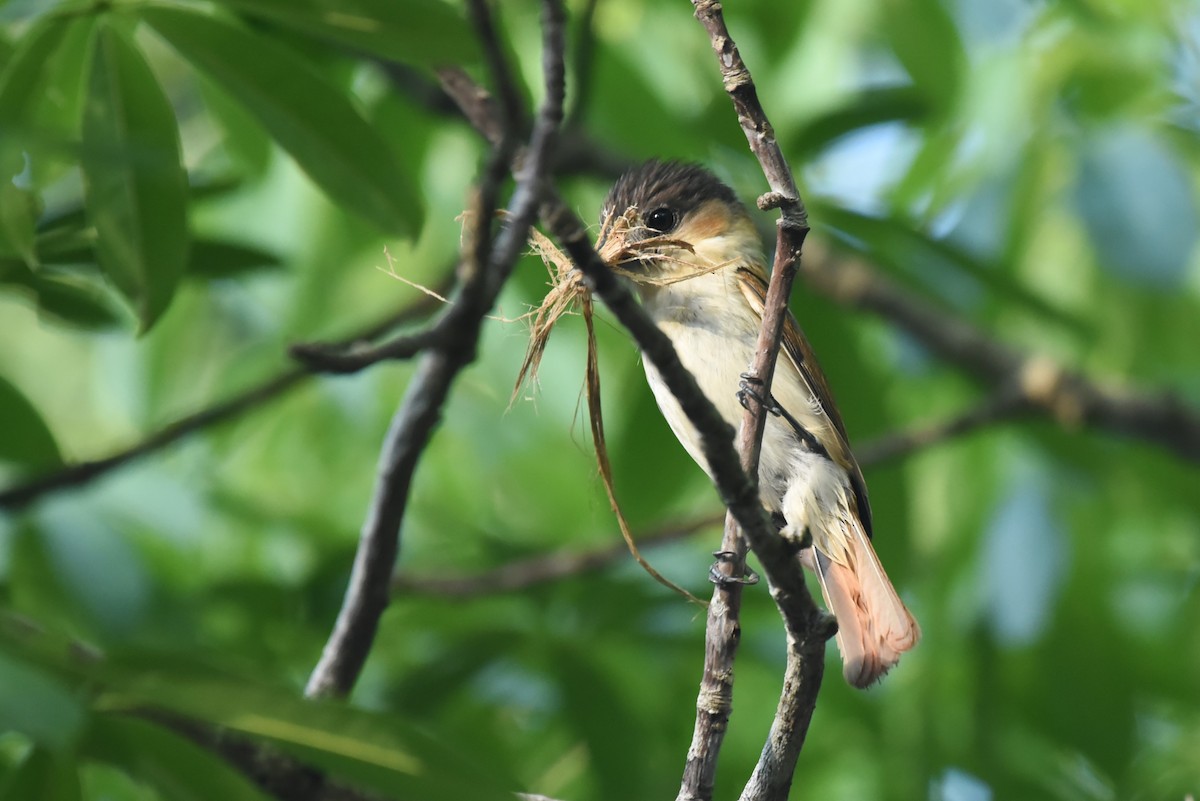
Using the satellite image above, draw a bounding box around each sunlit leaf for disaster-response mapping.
[0,182,38,268]
[93,671,516,801]
[81,21,188,332]
[141,7,422,237]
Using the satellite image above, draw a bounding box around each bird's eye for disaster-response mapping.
[645,207,677,234]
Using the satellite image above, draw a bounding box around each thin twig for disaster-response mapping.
[304,0,567,700]
[854,386,1033,465]
[393,514,722,597]
[0,285,449,512]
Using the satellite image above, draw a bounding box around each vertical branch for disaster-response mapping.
[304,0,566,700]
[681,3,821,801]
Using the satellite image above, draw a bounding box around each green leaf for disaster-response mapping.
[0,375,62,470]
[882,0,965,110]
[0,651,85,752]
[184,240,283,279]
[788,85,931,157]
[0,181,38,268]
[142,7,422,237]
[814,202,1089,334]
[0,747,81,801]
[81,716,270,801]
[30,234,282,280]
[81,21,187,332]
[0,17,96,190]
[0,18,71,133]
[95,671,516,801]
[0,266,125,329]
[213,0,478,68]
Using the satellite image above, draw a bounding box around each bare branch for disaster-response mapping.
[854,387,1033,466]
[0,287,447,512]
[394,514,722,597]
[304,0,567,700]
[290,328,443,374]
[680,4,824,800]
[802,238,1200,464]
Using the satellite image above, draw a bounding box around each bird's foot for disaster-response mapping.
[708,550,760,587]
[736,373,784,417]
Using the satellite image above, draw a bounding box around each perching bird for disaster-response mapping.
[596,160,919,687]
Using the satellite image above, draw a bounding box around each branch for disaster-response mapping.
[393,514,722,597]
[801,238,1200,464]
[441,59,829,801]
[392,390,1035,600]
[304,0,567,700]
[675,4,826,800]
[0,286,447,512]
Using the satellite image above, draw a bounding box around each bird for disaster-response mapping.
[595,159,919,687]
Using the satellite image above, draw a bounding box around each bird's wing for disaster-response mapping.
[735,267,874,537]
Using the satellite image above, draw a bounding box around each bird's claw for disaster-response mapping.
[708,550,760,587]
[737,373,783,417]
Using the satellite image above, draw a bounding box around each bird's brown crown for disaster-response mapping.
[601,160,745,238]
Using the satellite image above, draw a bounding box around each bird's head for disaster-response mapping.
[596,160,766,286]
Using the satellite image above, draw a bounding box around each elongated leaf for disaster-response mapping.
[81,22,187,332]
[0,181,38,268]
[788,85,930,157]
[0,18,71,132]
[0,375,62,469]
[142,7,422,237]
[184,240,283,279]
[815,201,1089,333]
[214,0,477,68]
[883,0,965,109]
[95,671,515,801]
[81,715,270,801]
[0,747,81,801]
[2,269,125,329]
[0,17,96,191]
[32,234,281,280]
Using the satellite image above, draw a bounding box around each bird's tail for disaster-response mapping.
[803,519,920,688]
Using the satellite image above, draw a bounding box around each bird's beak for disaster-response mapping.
[595,211,631,266]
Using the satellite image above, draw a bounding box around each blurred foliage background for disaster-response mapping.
[0,0,1198,799]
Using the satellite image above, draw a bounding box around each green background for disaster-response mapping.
[0,0,1197,799]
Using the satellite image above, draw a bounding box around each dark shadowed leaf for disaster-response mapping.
[81,715,270,801]
[185,240,283,279]
[213,0,477,68]
[789,86,931,157]
[141,7,422,237]
[0,375,62,469]
[0,747,81,801]
[81,21,188,332]
[0,652,84,751]
[0,265,125,329]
